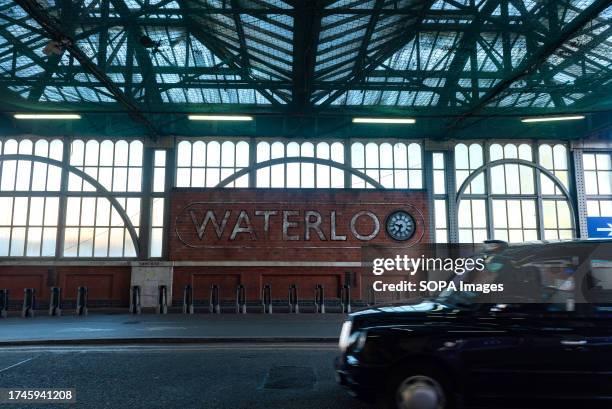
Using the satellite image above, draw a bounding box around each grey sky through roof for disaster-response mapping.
[0,0,610,138]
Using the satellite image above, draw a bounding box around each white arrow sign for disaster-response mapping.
[596,223,612,236]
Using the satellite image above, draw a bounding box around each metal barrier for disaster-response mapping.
[340,284,351,313]
[48,287,62,316]
[76,286,88,316]
[288,284,299,313]
[129,285,141,314]
[366,287,376,306]
[209,285,220,314]
[22,288,35,318]
[314,284,325,314]
[157,285,168,314]
[183,284,194,314]
[262,284,272,314]
[0,289,8,318]
[236,284,246,314]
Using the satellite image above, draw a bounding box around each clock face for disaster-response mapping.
[386,210,416,241]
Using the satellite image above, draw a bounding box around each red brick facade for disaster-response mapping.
[171,189,429,302]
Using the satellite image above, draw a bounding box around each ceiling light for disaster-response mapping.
[14,113,81,119]
[188,114,253,121]
[352,117,416,124]
[521,115,585,123]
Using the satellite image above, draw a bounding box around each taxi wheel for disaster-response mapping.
[386,365,454,409]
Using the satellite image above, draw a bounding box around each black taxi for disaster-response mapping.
[335,239,612,409]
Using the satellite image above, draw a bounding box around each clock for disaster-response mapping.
[385,210,416,241]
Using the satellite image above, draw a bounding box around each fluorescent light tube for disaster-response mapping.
[188,115,253,121]
[352,117,416,124]
[14,113,81,119]
[521,115,585,123]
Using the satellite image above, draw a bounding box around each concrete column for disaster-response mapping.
[130,262,174,308]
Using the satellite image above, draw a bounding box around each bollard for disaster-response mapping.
[157,285,168,314]
[340,284,351,313]
[235,284,246,314]
[288,284,299,313]
[0,289,8,318]
[262,284,272,314]
[209,285,220,314]
[183,284,194,314]
[76,286,88,316]
[48,287,62,316]
[366,287,376,306]
[22,288,35,318]
[314,284,325,314]
[129,285,141,314]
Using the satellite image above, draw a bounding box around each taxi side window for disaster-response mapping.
[585,258,612,315]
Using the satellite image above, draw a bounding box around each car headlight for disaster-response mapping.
[339,321,369,353]
[338,320,353,352]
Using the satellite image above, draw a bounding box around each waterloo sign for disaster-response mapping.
[171,190,428,251]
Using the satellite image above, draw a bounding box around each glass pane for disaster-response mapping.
[152,199,164,228]
[96,199,110,226]
[13,197,28,225]
[26,227,42,256]
[409,143,422,169]
[49,140,63,161]
[154,150,166,167]
[0,198,12,225]
[301,142,314,158]
[351,143,364,168]
[539,145,553,169]
[127,168,142,192]
[10,227,25,256]
[80,197,96,226]
[15,160,32,190]
[84,140,99,166]
[112,168,128,191]
[177,141,191,166]
[192,141,206,165]
[44,198,59,226]
[150,227,163,257]
[176,168,190,187]
[1,160,16,190]
[365,143,379,168]
[99,140,114,166]
[129,141,143,166]
[221,141,235,166]
[41,227,56,256]
[114,141,128,166]
[31,162,47,191]
[492,200,507,228]
[553,145,567,169]
[380,143,393,168]
[256,142,270,162]
[66,198,81,226]
[235,142,249,167]
[331,142,344,163]
[455,144,469,169]
[29,197,44,225]
[472,200,486,228]
[63,228,79,257]
[153,168,166,192]
[94,228,109,257]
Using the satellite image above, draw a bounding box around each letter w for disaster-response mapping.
[189,210,231,240]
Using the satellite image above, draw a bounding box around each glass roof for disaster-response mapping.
[0,0,609,114]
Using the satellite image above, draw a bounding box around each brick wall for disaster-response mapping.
[170,188,430,303]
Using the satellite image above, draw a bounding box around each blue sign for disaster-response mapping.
[587,217,612,238]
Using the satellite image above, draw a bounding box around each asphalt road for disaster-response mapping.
[0,344,375,409]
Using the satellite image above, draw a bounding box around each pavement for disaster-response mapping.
[0,343,373,409]
[0,314,346,345]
